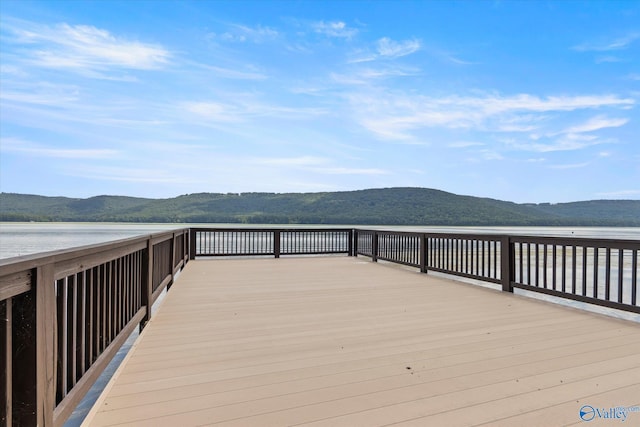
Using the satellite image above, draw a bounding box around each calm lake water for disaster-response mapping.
[1,222,639,260]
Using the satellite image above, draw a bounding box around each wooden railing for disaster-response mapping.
[1,226,638,426]
[190,228,353,258]
[0,229,188,427]
[355,229,639,314]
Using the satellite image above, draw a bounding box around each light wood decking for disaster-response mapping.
[83,257,640,426]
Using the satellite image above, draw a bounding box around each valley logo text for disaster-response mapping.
[580,405,640,422]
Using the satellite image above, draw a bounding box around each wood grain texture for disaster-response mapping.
[83,257,640,427]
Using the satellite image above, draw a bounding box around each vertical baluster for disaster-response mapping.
[480,239,484,277]
[518,242,523,284]
[533,243,540,287]
[525,243,531,286]
[561,245,566,293]
[593,248,599,299]
[61,278,69,397]
[552,245,557,291]
[571,245,578,294]
[493,240,498,279]
[463,239,467,274]
[632,249,637,306]
[542,244,548,289]
[617,249,624,303]
[87,267,94,366]
[69,274,77,387]
[605,247,611,301]
[78,271,86,378]
[581,246,587,296]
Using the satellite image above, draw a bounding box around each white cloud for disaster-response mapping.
[249,156,388,175]
[1,137,117,159]
[562,116,628,134]
[66,165,197,184]
[348,37,421,63]
[548,162,590,169]
[347,91,635,141]
[330,66,418,85]
[596,189,640,197]
[309,167,389,175]
[195,64,268,80]
[252,156,327,166]
[182,98,327,123]
[448,141,484,148]
[573,32,640,51]
[312,21,358,38]
[376,37,421,58]
[5,20,170,73]
[509,134,605,153]
[182,101,242,123]
[213,24,279,43]
[595,55,622,64]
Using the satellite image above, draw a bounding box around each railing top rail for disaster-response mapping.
[0,227,189,275]
[507,234,640,248]
[354,229,639,246]
[191,227,351,232]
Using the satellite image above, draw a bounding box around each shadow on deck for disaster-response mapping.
[83,257,640,426]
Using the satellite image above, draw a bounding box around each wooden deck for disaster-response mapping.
[83,257,640,427]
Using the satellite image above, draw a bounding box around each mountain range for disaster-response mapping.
[1,188,639,226]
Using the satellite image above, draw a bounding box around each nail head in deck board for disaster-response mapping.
[82,257,640,427]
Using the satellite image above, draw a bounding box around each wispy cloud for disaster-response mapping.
[448,141,484,148]
[562,116,628,134]
[182,101,243,123]
[0,82,80,105]
[1,137,117,159]
[249,156,388,176]
[252,156,327,166]
[330,65,418,85]
[573,32,640,51]
[376,37,421,58]
[310,167,389,175]
[596,189,640,198]
[66,165,197,184]
[212,24,279,43]
[3,19,170,74]
[548,162,590,169]
[311,21,358,39]
[182,98,327,123]
[347,91,634,141]
[194,63,268,80]
[349,37,421,63]
[510,134,605,153]
[595,55,623,64]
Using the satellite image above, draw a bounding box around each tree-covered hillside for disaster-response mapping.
[1,188,638,226]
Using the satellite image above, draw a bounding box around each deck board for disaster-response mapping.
[83,257,640,426]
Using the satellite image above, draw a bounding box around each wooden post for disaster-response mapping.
[141,239,153,329]
[11,280,37,426]
[501,236,514,293]
[351,229,357,257]
[372,232,378,262]
[2,297,11,426]
[184,230,189,264]
[167,233,176,291]
[35,264,56,426]
[420,234,428,274]
[189,229,197,260]
[274,231,281,258]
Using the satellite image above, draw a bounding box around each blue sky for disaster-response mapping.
[1,0,638,203]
